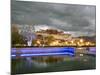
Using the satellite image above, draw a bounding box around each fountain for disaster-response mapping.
[27,40,32,46]
[21,25,36,46]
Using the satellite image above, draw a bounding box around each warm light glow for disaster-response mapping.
[71,40,74,44]
[31,36,95,46]
[85,42,90,45]
[36,40,41,44]
[65,42,68,45]
[80,39,84,43]
[50,40,59,46]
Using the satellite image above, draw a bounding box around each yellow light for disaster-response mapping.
[71,40,74,44]
[77,42,83,46]
[85,42,90,45]
[80,39,84,43]
[50,40,59,46]
[65,42,68,45]
[36,40,40,44]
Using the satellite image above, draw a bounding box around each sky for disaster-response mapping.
[11,0,96,36]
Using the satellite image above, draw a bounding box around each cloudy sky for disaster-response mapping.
[11,0,96,36]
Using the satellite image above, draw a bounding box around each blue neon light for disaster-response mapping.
[11,52,74,57]
[11,47,75,58]
[20,52,74,56]
[12,47,75,53]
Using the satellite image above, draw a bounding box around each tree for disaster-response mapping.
[11,26,26,46]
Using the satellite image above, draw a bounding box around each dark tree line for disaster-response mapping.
[11,25,27,46]
[11,31,27,46]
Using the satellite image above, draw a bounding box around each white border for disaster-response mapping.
[0,0,10,75]
[0,0,98,75]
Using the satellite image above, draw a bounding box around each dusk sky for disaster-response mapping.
[11,0,96,36]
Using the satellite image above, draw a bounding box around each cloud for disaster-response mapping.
[11,0,96,36]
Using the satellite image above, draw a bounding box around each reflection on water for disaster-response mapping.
[11,53,96,74]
